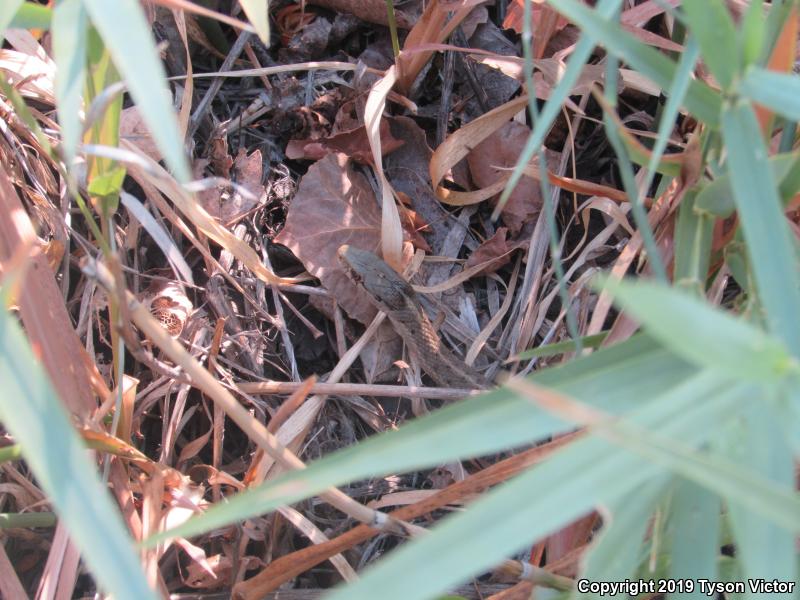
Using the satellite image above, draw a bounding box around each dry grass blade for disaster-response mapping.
[84,259,424,539]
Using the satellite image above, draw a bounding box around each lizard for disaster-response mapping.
[337,245,488,390]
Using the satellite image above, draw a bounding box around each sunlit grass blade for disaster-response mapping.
[52,0,87,164]
[82,0,191,182]
[599,277,795,380]
[238,0,269,44]
[681,0,739,89]
[0,310,156,600]
[721,100,800,358]
[146,336,697,545]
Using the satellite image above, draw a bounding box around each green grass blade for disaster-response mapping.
[667,479,722,599]
[673,189,714,290]
[695,152,799,218]
[7,2,50,30]
[721,100,800,357]
[599,277,794,380]
[82,0,191,182]
[146,336,696,545]
[738,67,800,122]
[0,310,156,599]
[0,0,24,42]
[546,0,722,126]
[577,477,669,599]
[718,405,797,589]
[681,0,739,89]
[52,0,88,164]
[324,371,751,600]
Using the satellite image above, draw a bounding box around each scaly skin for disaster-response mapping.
[337,245,487,390]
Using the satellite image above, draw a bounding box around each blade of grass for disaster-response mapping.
[599,277,795,380]
[681,0,739,89]
[0,310,156,599]
[324,372,753,600]
[738,67,800,122]
[718,405,797,586]
[577,477,669,599]
[720,100,800,357]
[238,0,269,44]
[546,0,721,126]
[146,336,697,545]
[52,0,88,165]
[0,0,24,42]
[82,0,191,182]
[667,479,722,596]
[7,2,50,30]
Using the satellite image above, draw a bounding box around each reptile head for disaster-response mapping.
[337,245,414,311]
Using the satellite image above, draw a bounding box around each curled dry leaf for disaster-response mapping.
[119,106,162,163]
[307,0,416,28]
[285,120,404,165]
[465,227,527,275]
[274,153,412,324]
[467,120,560,235]
[195,149,265,225]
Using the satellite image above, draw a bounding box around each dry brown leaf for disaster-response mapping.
[274,153,412,324]
[396,0,488,93]
[196,149,265,224]
[119,106,162,163]
[285,120,404,165]
[467,120,559,234]
[307,0,416,28]
[465,227,526,275]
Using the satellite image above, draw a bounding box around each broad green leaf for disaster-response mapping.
[695,152,800,217]
[599,278,795,380]
[325,371,752,600]
[681,0,739,88]
[546,0,721,126]
[667,479,721,599]
[0,310,156,599]
[238,0,269,44]
[0,0,24,42]
[738,67,800,122]
[82,0,191,182]
[577,477,669,599]
[87,165,126,197]
[8,2,51,30]
[146,336,697,545]
[721,100,800,358]
[52,0,88,165]
[717,405,797,592]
